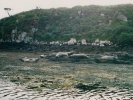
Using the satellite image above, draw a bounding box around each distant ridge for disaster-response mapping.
[0,4,133,46]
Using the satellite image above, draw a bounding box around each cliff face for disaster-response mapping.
[0,4,133,46]
[11,28,37,43]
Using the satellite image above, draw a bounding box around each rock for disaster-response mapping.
[81,39,87,45]
[70,54,88,59]
[68,38,77,45]
[96,55,118,63]
[40,54,46,58]
[20,57,39,62]
[117,12,128,22]
[101,55,118,60]
[56,52,73,57]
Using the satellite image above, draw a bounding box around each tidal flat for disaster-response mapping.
[0,51,133,91]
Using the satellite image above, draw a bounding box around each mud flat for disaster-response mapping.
[0,79,132,100]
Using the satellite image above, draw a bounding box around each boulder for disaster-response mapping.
[40,54,46,58]
[56,52,73,57]
[70,54,88,59]
[95,55,118,63]
[101,55,118,60]
[20,57,39,62]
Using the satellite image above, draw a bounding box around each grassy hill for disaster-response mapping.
[0,4,133,46]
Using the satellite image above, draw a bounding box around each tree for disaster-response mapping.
[4,8,12,17]
[118,32,133,46]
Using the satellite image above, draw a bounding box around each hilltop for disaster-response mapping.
[0,4,133,47]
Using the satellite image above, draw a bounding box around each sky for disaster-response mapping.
[0,0,133,19]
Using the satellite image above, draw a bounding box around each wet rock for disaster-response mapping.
[70,54,88,59]
[100,55,118,60]
[20,57,39,62]
[56,52,73,57]
[40,54,46,58]
[46,52,133,64]
[95,55,118,63]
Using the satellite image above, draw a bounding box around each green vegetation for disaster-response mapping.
[0,4,133,46]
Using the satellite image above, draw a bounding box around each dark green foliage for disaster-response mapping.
[0,4,133,46]
[110,23,133,46]
[118,32,133,46]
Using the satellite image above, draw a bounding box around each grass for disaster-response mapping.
[0,51,133,91]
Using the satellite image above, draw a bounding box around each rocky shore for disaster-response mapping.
[45,51,133,64]
[0,79,132,100]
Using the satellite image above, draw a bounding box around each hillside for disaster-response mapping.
[0,4,133,46]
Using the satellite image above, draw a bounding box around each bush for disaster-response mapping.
[118,32,133,46]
